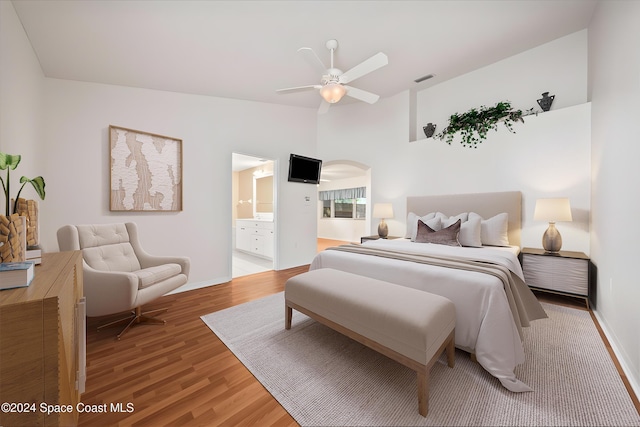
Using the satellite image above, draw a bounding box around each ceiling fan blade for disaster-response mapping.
[298,47,328,75]
[318,100,331,115]
[344,85,380,104]
[339,52,388,84]
[276,85,321,94]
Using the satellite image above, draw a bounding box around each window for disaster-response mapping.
[355,198,366,218]
[319,187,366,220]
[322,200,331,218]
[321,198,366,219]
[334,199,353,218]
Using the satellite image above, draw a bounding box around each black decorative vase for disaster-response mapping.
[423,123,436,138]
[537,92,555,112]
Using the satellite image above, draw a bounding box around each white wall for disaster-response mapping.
[317,92,409,236]
[38,81,318,284]
[1,2,320,286]
[414,30,588,142]
[319,30,590,254]
[588,0,640,396]
[0,2,44,188]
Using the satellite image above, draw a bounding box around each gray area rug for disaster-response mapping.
[201,292,640,426]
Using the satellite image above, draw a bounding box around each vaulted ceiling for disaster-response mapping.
[12,1,597,111]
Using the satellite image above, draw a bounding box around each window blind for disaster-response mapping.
[318,187,366,201]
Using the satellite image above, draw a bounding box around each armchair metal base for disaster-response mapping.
[97,306,167,340]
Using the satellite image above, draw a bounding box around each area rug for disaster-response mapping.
[201,292,640,426]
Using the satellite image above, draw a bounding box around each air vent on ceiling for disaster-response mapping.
[414,73,435,83]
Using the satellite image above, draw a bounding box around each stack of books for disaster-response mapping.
[0,261,35,290]
[26,246,42,265]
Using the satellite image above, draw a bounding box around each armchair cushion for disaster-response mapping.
[135,263,182,289]
[83,243,142,272]
[77,223,131,248]
[77,224,143,272]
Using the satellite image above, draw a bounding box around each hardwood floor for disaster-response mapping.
[80,267,306,427]
[317,237,353,252]
[80,244,639,426]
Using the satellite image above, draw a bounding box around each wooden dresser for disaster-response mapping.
[0,251,86,427]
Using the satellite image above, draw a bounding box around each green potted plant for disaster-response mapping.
[435,101,530,148]
[0,152,46,216]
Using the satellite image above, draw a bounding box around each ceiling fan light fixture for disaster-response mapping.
[320,83,346,103]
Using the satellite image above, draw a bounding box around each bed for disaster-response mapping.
[309,191,547,392]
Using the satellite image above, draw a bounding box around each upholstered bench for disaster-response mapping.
[285,268,456,417]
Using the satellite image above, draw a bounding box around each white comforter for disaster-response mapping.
[309,238,543,392]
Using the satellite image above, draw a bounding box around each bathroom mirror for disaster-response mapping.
[254,172,273,216]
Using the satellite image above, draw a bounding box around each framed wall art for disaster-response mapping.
[109,125,183,212]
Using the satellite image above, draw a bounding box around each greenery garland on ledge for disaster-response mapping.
[434,101,529,148]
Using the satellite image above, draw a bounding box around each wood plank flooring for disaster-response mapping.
[79,241,639,426]
[81,266,306,427]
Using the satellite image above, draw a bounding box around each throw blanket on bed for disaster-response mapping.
[326,244,547,339]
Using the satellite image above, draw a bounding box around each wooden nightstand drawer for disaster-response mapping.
[521,247,592,308]
[523,254,588,296]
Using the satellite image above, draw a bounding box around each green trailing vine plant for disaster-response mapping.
[435,101,530,148]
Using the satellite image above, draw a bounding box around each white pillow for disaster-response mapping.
[436,212,469,227]
[406,212,436,239]
[411,216,441,241]
[469,212,509,246]
[458,216,482,247]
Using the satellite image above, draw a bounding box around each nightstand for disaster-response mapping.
[521,247,593,309]
[360,235,401,244]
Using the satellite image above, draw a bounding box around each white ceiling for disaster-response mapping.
[320,163,367,181]
[12,0,597,111]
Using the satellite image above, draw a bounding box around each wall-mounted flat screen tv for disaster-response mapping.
[288,154,322,184]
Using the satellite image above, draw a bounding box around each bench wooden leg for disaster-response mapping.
[418,331,454,417]
[285,304,292,330]
[446,332,455,368]
[417,370,429,417]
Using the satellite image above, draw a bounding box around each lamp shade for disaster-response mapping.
[372,203,394,219]
[534,198,572,222]
[319,83,346,104]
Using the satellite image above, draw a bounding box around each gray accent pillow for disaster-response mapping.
[410,216,441,242]
[406,211,437,239]
[415,219,461,246]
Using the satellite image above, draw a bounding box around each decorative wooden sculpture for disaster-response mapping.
[0,214,26,262]
[15,198,39,248]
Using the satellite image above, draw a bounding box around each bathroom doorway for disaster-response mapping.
[231,153,276,278]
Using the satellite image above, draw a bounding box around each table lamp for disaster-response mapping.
[372,203,394,238]
[534,198,572,253]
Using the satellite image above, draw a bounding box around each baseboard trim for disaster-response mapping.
[592,308,640,404]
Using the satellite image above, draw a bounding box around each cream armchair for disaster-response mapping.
[57,222,190,339]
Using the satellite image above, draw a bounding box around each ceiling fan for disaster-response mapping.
[276,39,388,114]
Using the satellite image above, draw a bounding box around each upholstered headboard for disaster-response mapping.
[406,191,522,247]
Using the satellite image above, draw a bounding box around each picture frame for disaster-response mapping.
[109,125,183,212]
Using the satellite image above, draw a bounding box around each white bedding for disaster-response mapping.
[309,238,544,392]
